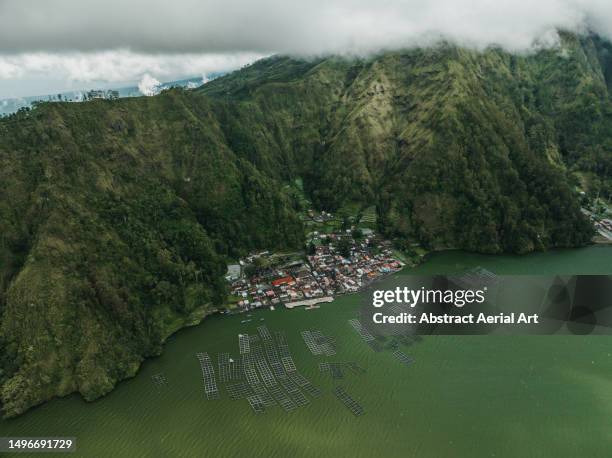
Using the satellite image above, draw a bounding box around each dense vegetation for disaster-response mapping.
[1,32,609,417]
[0,92,303,417]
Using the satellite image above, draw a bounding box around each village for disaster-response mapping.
[225,213,404,312]
[581,197,612,242]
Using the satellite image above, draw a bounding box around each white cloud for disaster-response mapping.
[0,0,611,55]
[0,60,23,79]
[0,51,263,84]
[1,1,612,97]
[138,73,161,96]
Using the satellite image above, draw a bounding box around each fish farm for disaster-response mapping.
[189,320,414,417]
[348,319,384,352]
[197,326,321,414]
[348,317,417,370]
[301,329,337,356]
[319,362,365,379]
[196,352,220,400]
[393,350,414,366]
[151,373,168,388]
[333,386,365,416]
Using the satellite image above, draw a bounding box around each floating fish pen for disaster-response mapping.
[301,330,336,356]
[334,387,364,416]
[311,330,336,356]
[288,372,321,397]
[274,331,288,346]
[389,304,407,315]
[279,353,297,374]
[274,331,321,398]
[242,351,275,407]
[196,352,220,400]
[251,345,263,360]
[277,341,291,359]
[300,331,328,355]
[229,357,243,381]
[287,371,308,386]
[229,328,322,413]
[345,362,366,375]
[275,340,298,374]
[397,335,421,347]
[279,378,310,407]
[319,361,345,378]
[301,382,322,398]
[249,334,260,344]
[226,382,253,400]
[281,356,297,373]
[320,362,364,378]
[367,340,384,352]
[279,343,290,358]
[264,341,287,379]
[151,373,167,387]
[348,319,376,342]
[392,350,414,366]
[448,267,499,291]
[268,384,297,412]
[252,382,275,407]
[257,325,272,341]
[238,334,251,354]
[329,363,344,379]
[242,353,260,386]
[218,353,231,382]
[254,354,276,388]
[300,331,321,355]
[246,395,266,413]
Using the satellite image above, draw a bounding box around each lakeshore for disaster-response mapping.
[1,245,611,457]
[226,228,404,312]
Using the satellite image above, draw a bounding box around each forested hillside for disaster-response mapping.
[0,92,304,417]
[1,32,610,417]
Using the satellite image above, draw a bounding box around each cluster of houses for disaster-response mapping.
[598,218,612,232]
[227,232,403,312]
[595,218,612,241]
[305,209,334,223]
[581,206,612,241]
[228,261,322,310]
[307,232,404,295]
[588,211,612,241]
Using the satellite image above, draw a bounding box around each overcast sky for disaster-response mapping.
[1,0,612,98]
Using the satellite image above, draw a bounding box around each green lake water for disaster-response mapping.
[1,246,611,457]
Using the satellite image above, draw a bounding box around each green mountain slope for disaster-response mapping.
[0,92,304,417]
[1,33,610,417]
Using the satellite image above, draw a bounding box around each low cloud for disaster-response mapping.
[2,1,612,97]
[137,73,162,96]
[0,51,263,96]
[0,0,612,55]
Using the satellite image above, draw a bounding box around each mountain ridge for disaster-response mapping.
[1,32,610,417]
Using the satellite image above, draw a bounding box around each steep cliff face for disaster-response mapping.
[1,33,609,417]
[0,92,304,417]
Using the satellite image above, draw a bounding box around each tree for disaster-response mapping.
[337,238,351,258]
[244,264,257,278]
